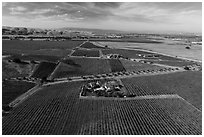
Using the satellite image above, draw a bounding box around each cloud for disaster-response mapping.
[2,2,202,33]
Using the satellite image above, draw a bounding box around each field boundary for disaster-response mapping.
[79,94,180,100]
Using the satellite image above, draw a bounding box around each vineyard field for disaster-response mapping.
[102,49,154,58]
[31,61,57,79]
[72,49,100,57]
[80,42,106,49]
[120,59,164,72]
[121,71,202,110]
[2,40,84,52]
[6,54,62,62]
[2,81,201,135]
[51,57,112,78]
[109,59,126,72]
[2,80,36,105]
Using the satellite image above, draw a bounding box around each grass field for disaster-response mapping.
[121,71,202,110]
[2,81,201,135]
[51,57,112,78]
[3,59,36,79]
[71,49,100,57]
[2,80,36,105]
[31,61,58,79]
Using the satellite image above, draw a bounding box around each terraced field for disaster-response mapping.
[2,81,201,135]
[121,71,202,110]
[72,49,100,57]
[50,57,112,78]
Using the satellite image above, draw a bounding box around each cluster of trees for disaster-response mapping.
[2,27,64,36]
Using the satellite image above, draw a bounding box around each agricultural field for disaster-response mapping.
[120,59,164,72]
[2,80,36,106]
[6,54,62,62]
[109,59,126,72]
[2,39,202,135]
[71,49,100,57]
[121,71,202,110]
[2,81,201,135]
[102,49,155,59]
[31,61,58,79]
[2,40,83,63]
[80,42,106,49]
[50,57,112,78]
[2,40,84,52]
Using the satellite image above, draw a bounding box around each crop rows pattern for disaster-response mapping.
[2,80,36,105]
[3,40,84,51]
[2,81,201,135]
[120,59,164,72]
[51,57,112,78]
[7,54,62,62]
[109,59,126,72]
[80,42,106,49]
[102,49,154,58]
[72,49,100,57]
[31,61,57,79]
[121,71,202,110]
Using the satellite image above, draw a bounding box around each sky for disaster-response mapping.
[2,2,202,33]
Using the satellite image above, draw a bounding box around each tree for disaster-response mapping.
[13,58,21,63]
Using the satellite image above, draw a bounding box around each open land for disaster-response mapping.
[2,39,202,135]
[98,39,202,61]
